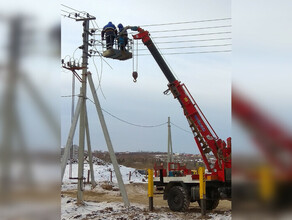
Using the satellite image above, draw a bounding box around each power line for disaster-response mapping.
[87,98,167,128]
[150,25,231,33]
[170,122,192,134]
[61,13,76,20]
[90,20,102,32]
[142,37,232,45]
[138,44,231,51]
[92,54,106,99]
[61,9,71,14]
[135,50,231,56]
[152,31,231,39]
[65,95,193,132]
[141,18,231,27]
[61,4,81,13]
[62,95,167,127]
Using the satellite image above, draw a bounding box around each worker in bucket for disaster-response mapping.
[117,23,128,51]
[101,22,117,50]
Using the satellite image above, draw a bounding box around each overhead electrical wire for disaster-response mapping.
[90,20,102,32]
[62,96,192,132]
[61,94,205,134]
[135,50,231,56]
[152,31,231,39]
[61,9,71,14]
[61,4,82,13]
[170,122,192,134]
[93,20,102,31]
[91,49,113,70]
[141,18,231,27]
[138,44,231,51]
[86,98,167,128]
[61,14,75,20]
[92,55,106,99]
[150,25,231,33]
[138,37,232,45]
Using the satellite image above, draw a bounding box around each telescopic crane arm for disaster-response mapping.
[125,26,231,181]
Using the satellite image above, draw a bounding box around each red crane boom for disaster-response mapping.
[132,27,231,182]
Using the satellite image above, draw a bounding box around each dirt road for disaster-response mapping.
[62,183,231,214]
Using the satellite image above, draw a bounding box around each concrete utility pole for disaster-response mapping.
[61,12,129,207]
[166,117,173,176]
[88,73,130,207]
[167,117,173,163]
[69,69,75,178]
[76,19,90,203]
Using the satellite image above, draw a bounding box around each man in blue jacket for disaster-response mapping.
[101,22,117,50]
[117,23,128,51]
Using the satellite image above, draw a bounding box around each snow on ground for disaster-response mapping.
[61,196,231,220]
[62,158,146,191]
[62,158,231,219]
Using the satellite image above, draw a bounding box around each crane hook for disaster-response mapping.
[132,71,138,83]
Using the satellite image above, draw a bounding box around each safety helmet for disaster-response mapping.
[118,23,124,30]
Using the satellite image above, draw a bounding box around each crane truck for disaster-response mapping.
[103,26,232,212]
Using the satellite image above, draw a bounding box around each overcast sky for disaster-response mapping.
[61,0,231,154]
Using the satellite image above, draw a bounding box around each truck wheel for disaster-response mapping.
[198,199,219,210]
[167,186,190,212]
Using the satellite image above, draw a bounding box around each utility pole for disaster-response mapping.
[166,117,173,176]
[88,72,130,207]
[69,69,75,178]
[167,117,173,163]
[61,12,129,207]
[60,14,97,204]
[76,19,90,204]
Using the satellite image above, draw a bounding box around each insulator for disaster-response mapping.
[67,62,70,67]
[61,59,64,64]
[132,71,138,83]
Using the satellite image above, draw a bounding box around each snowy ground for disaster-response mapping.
[62,159,231,219]
[62,159,146,191]
[61,196,231,220]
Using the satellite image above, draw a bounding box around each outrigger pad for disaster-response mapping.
[102,49,132,61]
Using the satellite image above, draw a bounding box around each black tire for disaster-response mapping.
[198,199,220,210]
[167,186,190,212]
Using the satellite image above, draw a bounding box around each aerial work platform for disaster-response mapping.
[102,49,132,61]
